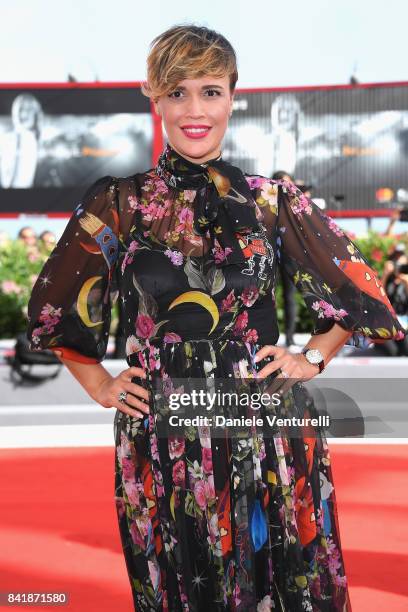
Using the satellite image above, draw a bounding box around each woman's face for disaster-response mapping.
[154,75,234,164]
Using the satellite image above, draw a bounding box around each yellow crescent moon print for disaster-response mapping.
[168,291,219,334]
[76,276,103,327]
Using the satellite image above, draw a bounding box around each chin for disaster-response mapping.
[172,138,221,163]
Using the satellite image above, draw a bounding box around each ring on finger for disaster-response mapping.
[280,370,290,379]
[118,390,128,404]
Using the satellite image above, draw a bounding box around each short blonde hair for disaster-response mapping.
[141,24,238,101]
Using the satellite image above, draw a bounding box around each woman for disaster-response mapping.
[27,25,405,612]
[0,93,43,188]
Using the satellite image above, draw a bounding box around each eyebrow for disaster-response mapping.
[174,85,224,91]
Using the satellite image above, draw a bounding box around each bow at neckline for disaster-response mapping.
[155,143,261,266]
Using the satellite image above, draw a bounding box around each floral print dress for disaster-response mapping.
[27,154,405,612]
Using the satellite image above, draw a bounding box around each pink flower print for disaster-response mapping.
[312,299,348,321]
[326,537,346,586]
[243,328,258,343]
[175,206,194,233]
[118,430,131,460]
[121,456,135,480]
[164,248,184,266]
[152,176,168,194]
[163,332,182,343]
[32,303,63,341]
[322,213,344,237]
[123,479,140,506]
[136,314,155,339]
[245,176,266,189]
[150,433,159,462]
[193,475,215,510]
[142,176,168,196]
[127,195,139,211]
[148,345,161,370]
[290,192,313,217]
[201,447,213,474]
[172,460,186,487]
[240,285,259,307]
[211,238,231,264]
[183,190,196,203]
[39,303,62,321]
[334,574,348,588]
[206,513,219,545]
[155,199,172,219]
[125,335,144,356]
[233,310,248,334]
[130,520,145,549]
[121,240,140,274]
[260,181,278,205]
[168,436,185,459]
[114,496,125,520]
[143,201,160,222]
[232,582,242,607]
[137,350,147,370]
[220,289,236,313]
[128,240,139,254]
[279,178,298,196]
[213,243,233,264]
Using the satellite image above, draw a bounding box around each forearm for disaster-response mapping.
[58,357,113,403]
[303,323,353,366]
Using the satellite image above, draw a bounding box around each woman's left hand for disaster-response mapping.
[254,345,320,384]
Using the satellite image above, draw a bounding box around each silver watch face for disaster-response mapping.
[305,348,323,364]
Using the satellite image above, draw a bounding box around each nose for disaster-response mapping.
[185,94,206,118]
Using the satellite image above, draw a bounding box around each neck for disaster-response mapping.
[167,142,222,166]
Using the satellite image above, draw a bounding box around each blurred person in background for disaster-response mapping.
[39,230,56,252]
[17,226,37,248]
[17,225,40,262]
[377,243,408,355]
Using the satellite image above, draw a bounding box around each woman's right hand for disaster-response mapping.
[94,366,150,419]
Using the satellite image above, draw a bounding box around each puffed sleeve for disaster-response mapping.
[274,179,406,347]
[27,176,120,363]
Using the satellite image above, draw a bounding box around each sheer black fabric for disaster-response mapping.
[27,144,405,611]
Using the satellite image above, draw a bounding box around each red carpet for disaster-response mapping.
[0,444,407,611]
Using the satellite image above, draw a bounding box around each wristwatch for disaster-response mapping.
[301,347,325,373]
